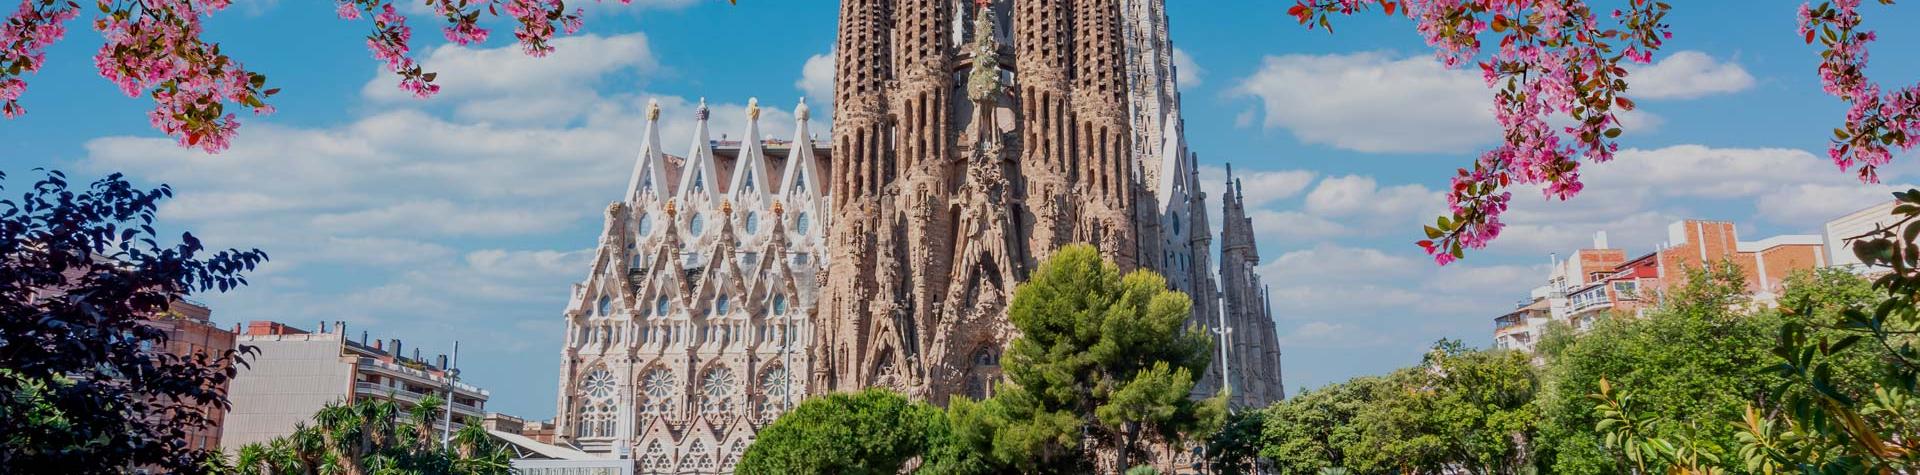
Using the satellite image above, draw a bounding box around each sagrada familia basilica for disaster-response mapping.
[551,0,1283,471]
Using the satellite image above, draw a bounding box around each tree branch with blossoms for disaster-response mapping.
[1800,0,1918,185]
[1288,0,1671,265]
[1,0,736,154]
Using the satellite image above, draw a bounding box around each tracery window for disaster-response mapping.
[641,440,670,471]
[683,440,714,471]
[794,212,810,234]
[576,402,615,438]
[745,211,760,233]
[713,294,730,315]
[582,368,615,400]
[759,366,790,418]
[595,295,612,316]
[700,367,737,414]
[655,296,671,317]
[640,368,677,416]
[772,294,788,316]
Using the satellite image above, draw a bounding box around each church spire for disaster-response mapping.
[779,99,821,201]
[727,98,772,202]
[625,99,671,202]
[677,98,720,203]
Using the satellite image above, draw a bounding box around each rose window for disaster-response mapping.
[700,367,737,414]
[641,368,676,416]
[582,368,615,400]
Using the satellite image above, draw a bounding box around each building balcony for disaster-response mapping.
[1568,297,1613,314]
[353,382,486,416]
[356,357,489,398]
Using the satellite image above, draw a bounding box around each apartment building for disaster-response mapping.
[147,299,239,451]
[220,320,489,450]
[1494,220,1825,351]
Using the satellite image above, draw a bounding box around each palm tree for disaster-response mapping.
[220,395,513,475]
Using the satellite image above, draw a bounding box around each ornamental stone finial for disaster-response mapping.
[771,200,785,216]
[695,98,710,121]
[747,97,761,121]
[795,98,809,121]
[665,198,678,217]
[721,199,734,216]
[647,98,661,121]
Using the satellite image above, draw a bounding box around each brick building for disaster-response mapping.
[146,299,239,451]
[1495,220,1826,351]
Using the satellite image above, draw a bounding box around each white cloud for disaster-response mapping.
[1303,174,1443,219]
[1757,183,1908,227]
[314,237,457,267]
[1173,48,1203,87]
[1197,165,1315,207]
[1278,321,1390,348]
[362,33,659,123]
[796,51,835,111]
[1233,52,1493,153]
[1630,51,1755,100]
[310,200,576,236]
[1585,145,1852,199]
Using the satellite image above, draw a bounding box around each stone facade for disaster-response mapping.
[552,1,1285,471]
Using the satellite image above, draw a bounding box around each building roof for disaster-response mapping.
[488,430,600,460]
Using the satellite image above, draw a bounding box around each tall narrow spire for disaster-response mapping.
[677,98,720,203]
[625,99,671,202]
[728,98,772,201]
[779,98,822,204]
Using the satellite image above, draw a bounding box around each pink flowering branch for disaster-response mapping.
[1800,0,1918,185]
[1289,0,1672,265]
[5,0,740,154]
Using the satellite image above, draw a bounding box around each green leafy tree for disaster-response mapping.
[1538,262,1786,474]
[0,170,266,474]
[984,244,1224,473]
[229,395,512,475]
[1260,376,1385,473]
[1419,343,1540,474]
[1257,342,1538,475]
[1204,409,1268,475]
[736,388,943,475]
[1592,192,1920,474]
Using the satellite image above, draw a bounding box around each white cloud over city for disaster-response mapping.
[73,30,821,416]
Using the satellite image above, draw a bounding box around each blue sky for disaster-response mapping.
[4,0,1920,419]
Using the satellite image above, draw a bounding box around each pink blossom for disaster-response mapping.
[337,1,361,20]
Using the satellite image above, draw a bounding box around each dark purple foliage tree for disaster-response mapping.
[0,169,266,474]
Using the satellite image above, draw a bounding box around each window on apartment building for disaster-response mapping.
[1613,281,1638,299]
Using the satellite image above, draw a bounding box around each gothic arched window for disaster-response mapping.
[745,211,760,233]
[713,294,730,315]
[596,295,612,316]
[690,212,706,235]
[759,366,790,418]
[637,212,653,235]
[700,367,737,414]
[655,296,671,318]
[772,294,789,316]
[794,212,810,234]
[639,368,676,416]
